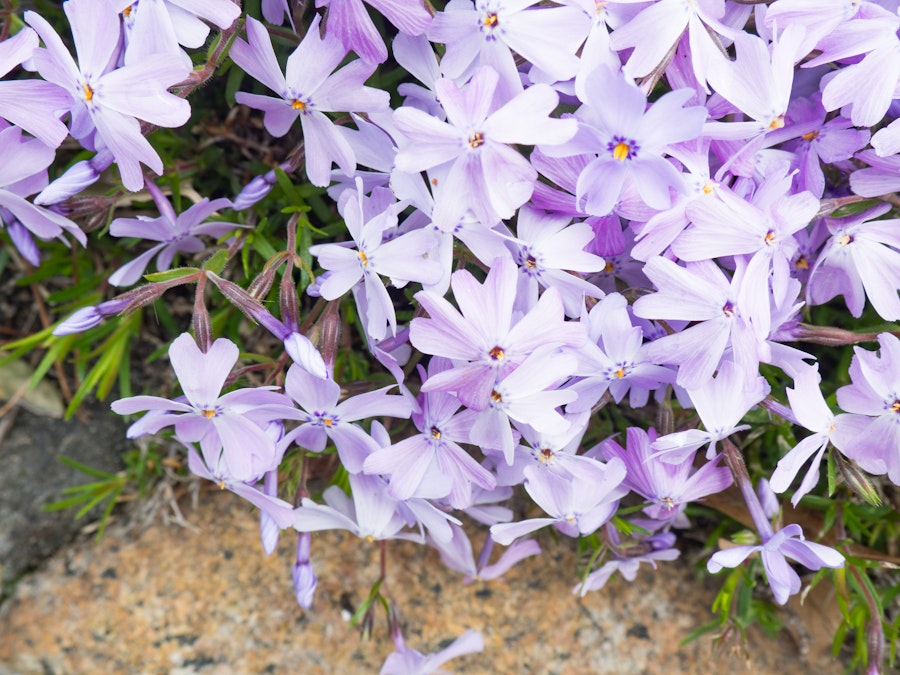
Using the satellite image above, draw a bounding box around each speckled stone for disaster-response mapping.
[0,490,844,674]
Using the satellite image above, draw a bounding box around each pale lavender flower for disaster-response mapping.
[317,0,432,65]
[509,206,605,317]
[187,448,296,528]
[363,358,495,508]
[835,333,900,484]
[308,181,442,340]
[427,0,590,101]
[380,629,484,675]
[280,363,412,473]
[633,258,767,389]
[393,66,577,229]
[230,16,389,186]
[708,441,844,605]
[850,150,900,199]
[111,333,298,483]
[0,126,86,260]
[25,0,191,191]
[431,525,541,584]
[574,528,680,596]
[566,292,675,411]
[262,0,293,27]
[34,150,115,206]
[53,297,130,335]
[595,427,732,526]
[0,27,71,147]
[490,456,627,544]
[540,66,707,216]
[650,361,770,463]
[770,366,859,504]
[108,181,236,286]
[292,532,317,609]
[807,204,900,321]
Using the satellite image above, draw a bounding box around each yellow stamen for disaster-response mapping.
[539,448,554,464]
[291,99,306,110]
[802,130,819,141]
[604,261,616,274]
[701,181,714,195]
[483,13,498,26]
[767,115,785,131]
[123,5,132,17]
[489,346,505,361]
[431,427,441,440]
[491,390,503,403]
[615,367,625,379]
[795,255,809,270]
[82,83,94,101]
[324,418,333,427]
[612,142,630,161]
[468,132,485,149]
[524,256,537,269]
[764,231,776,246]
[358,250,369,266]
[892,401,900,413]
[202,409,216,419]
[218,481,226,490]
[837,234,853,246]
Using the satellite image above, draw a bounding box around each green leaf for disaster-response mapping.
[143,267,200,282]
[202,249,229,274]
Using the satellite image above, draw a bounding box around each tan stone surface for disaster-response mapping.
[0,490,844,674]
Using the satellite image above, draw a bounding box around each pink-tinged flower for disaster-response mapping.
[393,66,577,229]
[490,457,627,544]
[650,361,770,463]
[807,204,900,321]
[633,257,767,389]
[0,27,72,148]
[317,0,432,65]
[410,256,586,411]
[230,16,389,187]
[380,628,484,675]
[595,427,732,526]
[108,181,237,286]
[770,366,859,505]
[428,0,590,101]
[836,333,900,484]
[540,66,707,217]
[111,333,299,483]
[25,0,191,191]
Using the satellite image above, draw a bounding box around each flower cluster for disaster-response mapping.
[5,0,900,671]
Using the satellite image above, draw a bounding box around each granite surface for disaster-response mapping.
[0,487,846,674]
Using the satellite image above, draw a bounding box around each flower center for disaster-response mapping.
[891,400,900,413]
[468,132,485,149]
[291,99,306,111]
[722,301,735,317]
[701,181,714,195]
[767,115,785,131]
[604,260,616,274]
[524,255,537,269]
[615,366,626,379]
[358,250,369,267]
[837,234,854,246]
[491,390,503,403]
[431,426,442,440]
[489,346,505,361]
[538,448,554,464]
[82,83,94,101]
[483,12,498,27]
[202,409,216,419]
[802,130,819,141]
[764,230,776,246]
[794,255,809,270]
[608,136,638,161]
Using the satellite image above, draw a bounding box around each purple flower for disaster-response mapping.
[292,532,317,609]
[26,0,191,190]
[432,525,541,583]
[595,427,732,526]
[108,181,237,286]
[575,528,680,596]
[53,297,130,336]
[317,0,432,64]
[230,15,389,187]
[540,66,707,216]
[393,66,577,229]
[111,333,298,483]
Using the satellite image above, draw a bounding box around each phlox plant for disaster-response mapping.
[2,0,900,672]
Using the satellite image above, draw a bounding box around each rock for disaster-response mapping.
[0,402,126,596]
[0,490,845,674]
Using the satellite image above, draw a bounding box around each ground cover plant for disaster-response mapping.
[1,0,900,671]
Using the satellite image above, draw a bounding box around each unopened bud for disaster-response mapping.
[319,301,342,373]
[193,275,213,353]
[834,450,882,507]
